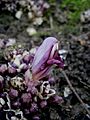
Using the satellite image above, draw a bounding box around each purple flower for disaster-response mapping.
[23,54,34,64]
[23,54,31,64]
[12,100,21,108]
[40,100,47,108]
[8,66,17,75]
[30,102,38,113]
[26,80,38,95]
[32,37,64,80]
[21,93,32,103]
[48,95,63,104]
[48,77,56,85]
[9,89,18,99]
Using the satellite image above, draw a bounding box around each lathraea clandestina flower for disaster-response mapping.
[32,37,64,80]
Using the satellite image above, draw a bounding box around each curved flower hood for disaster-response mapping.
[32,37,64,80]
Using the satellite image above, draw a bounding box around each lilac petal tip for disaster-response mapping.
[32,37,58,74]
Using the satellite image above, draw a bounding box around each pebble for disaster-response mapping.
[26,27,37,36]
[81,9,90,23]
[15,10,23,19]
[33,17,43,25]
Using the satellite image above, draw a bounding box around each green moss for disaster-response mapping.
[61,0,90,24]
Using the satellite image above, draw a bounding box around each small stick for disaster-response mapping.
[60,69,90,116]
[79,80,90,89]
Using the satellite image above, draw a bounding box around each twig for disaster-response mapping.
[79,80,90,89]
[60,69,90,116]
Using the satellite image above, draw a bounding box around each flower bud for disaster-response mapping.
[30,87,37,95]
[21,93,32,103]
[30,103,38,113]
[9,89,18,99]
[49,95,63,104]
[48,77,56,85]
[23,54,30,64]
[8,66,17,75]
[40,100,47,108]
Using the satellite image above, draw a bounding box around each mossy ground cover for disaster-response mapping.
[61,0,90,23]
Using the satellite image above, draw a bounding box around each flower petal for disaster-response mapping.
[32,66,51,80]
[32,37,58,75]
